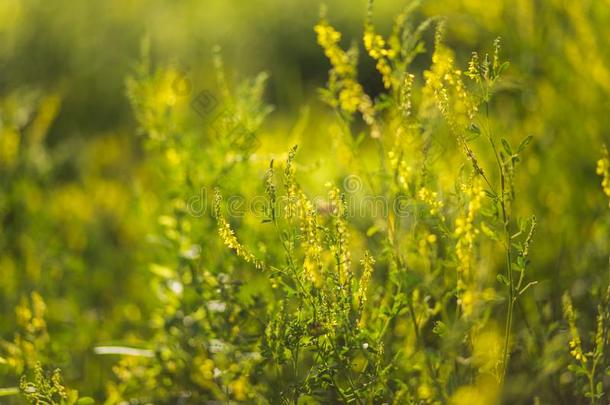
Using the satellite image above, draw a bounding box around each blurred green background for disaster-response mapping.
[1,0,609,402]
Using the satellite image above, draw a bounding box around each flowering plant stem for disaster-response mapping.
[483,99,514,384]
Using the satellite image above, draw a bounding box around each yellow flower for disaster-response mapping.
[363,24,394,89]
[562,293,587,364]
[596,145,610,205]
[315,18,374,119]
[357,252,375,309]
[453,179,486,316]
[230,376,249,401]
[214,189,264,269]
[418,186,444,216]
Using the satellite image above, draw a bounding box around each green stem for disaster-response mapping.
[0,387,19,397]
[407,298,446,400]
[483,96,514,384]
[500,207,513,383]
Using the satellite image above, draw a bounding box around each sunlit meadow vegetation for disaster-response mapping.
[1,0,609,403]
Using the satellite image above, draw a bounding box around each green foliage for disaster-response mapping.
[563,285,610,403]
[19,363,94,405]
[1,1,609,404]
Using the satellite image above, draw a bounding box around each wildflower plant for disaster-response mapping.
[2,1,610,404]
[559,147,610,403]
[19,363,93,405]
[597,145,610,206]
[205,2,542,402]
[562,287,610,403]
[0,293,50,376]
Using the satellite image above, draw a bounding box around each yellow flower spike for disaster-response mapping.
[454,179,485,310]
[562,293,587,365]
[363,23,393,89]
[418,187,445,218]
[597,145,610,205]
[357,251,375,309]
[315,18,369,115]
[466,52,481,82]
[214,189,264,270]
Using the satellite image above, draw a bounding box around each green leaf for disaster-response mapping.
[432,321,448,337]
[481,222,500,242]
[149,263,175,279]
[496,61,510,76]
[497,274,509,286]
[76,398,96,405]
[517,135,533,152]
[512,262,524,272]
[366,225,380,237]
[501,138,513,155]
[468,123,481,134]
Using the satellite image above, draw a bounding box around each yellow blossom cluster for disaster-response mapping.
[388,148,412,191]
[357,251,375,309]
[466,52,481,82]
[314,21,350,76]
[214,190,263,270]
[400,73,415,118]
[418,233,437,253]
[562,293,586,363]
[460,288,497,318]
[216,220,262,269]
[283,146,299,219]
[314,20,363,114]
[314,18,377,132]
[0,292,51,376]
[298,190,323,287]
[278,147,324,286]
[328,184,351,285]
[596,145,610,205]
[363,24,395,89]
[418,187,444,216]
[423,29,478,131]
[454,180,485,288]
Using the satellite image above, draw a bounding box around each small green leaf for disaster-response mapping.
[501,138,512,155]
[366,225,380,237]
[483,189,497,199]
[496,61,510,76]
[76,398,96,405]
[512,262,524,272]
[149,263,175,279]
[497,274,509,286]
[432,321,448,337]
[481,222,500,242]
[517,135,533,152]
